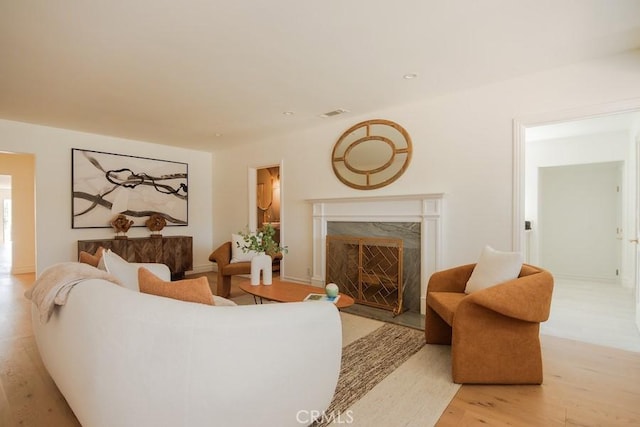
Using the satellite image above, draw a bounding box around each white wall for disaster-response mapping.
[2,50,639,282]
[634,126,640,332]
[0,120,213,274]
[212,50,640,283]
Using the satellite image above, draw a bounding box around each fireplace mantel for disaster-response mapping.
[307,193,443,314]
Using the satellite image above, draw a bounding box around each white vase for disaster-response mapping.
[250,252,272,285]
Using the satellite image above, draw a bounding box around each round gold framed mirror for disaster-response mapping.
[331,119,412,190]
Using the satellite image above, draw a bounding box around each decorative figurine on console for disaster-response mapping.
[146,213,167,238]
[111,214,134,239]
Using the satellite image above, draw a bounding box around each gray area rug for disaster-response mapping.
[312,323,426,427]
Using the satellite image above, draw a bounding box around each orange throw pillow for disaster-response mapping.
[138,267,214,306]
[78,246,105,267]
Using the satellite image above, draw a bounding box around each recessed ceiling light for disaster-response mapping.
[283,111,295,116]
[403,73,418,80]
[214,133,223,137]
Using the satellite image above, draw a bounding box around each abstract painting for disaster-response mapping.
[72,149,188,228]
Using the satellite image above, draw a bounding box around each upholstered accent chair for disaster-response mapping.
[208,241,282,297]
[425,263,554,384]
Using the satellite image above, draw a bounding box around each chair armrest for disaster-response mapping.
[466,269,554,322]
[427,264,476,293]
[209,242,231,266]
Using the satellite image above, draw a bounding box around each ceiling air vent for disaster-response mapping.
[319,108,350,118]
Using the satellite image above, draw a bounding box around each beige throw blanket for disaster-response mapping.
[25,262,122,323]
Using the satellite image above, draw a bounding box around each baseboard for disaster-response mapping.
[553,273,619,284]
[281,275,317,286]
[11,265,35,274]
[187,264,215,274]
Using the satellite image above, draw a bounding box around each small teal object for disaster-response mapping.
[325,283,339,298]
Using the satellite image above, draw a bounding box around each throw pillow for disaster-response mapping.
[78,246,105,267]
[101,249,141,291]
[213,295,237,306]
[230,233,259,263]
[465,245,523,294]
[138,267,214,305]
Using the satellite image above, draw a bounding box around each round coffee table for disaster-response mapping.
[238,277,354,309]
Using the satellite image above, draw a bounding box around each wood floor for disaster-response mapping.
[437,335,640,426]
[541,278,640,353]
[0,273,80,427]
[2,272,640,426]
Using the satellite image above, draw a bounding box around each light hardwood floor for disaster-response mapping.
[3,272,640,426]
[541,278,640,353]
[0,273,80,427]
[437,334,640,426]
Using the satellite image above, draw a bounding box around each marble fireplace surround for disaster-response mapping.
[308,193,443,314]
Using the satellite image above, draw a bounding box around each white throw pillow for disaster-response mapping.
[230,233,259,263]
[212,296,238,306]
[465,246,523,294]
[101,249,141,291]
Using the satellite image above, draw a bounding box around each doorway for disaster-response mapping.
[248,162,284,274]
[0,175,11,274]
[256,166,281,239]
[0,152,36,275]
[516,105,640,352]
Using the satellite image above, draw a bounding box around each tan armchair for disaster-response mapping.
[208,242,282,297]
[425,263,553,384]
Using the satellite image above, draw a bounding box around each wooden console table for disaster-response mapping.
[77,236,193,279]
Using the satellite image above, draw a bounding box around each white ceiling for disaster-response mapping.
[1,0,640,152]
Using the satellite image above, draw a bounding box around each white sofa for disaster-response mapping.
[31,262,342,427]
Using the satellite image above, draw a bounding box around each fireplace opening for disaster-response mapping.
[326,235,404,315]
[325,221,421,315]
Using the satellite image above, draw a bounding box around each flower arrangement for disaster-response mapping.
[237,223,288,256]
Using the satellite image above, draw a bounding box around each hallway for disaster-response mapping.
[0,243,11,275]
